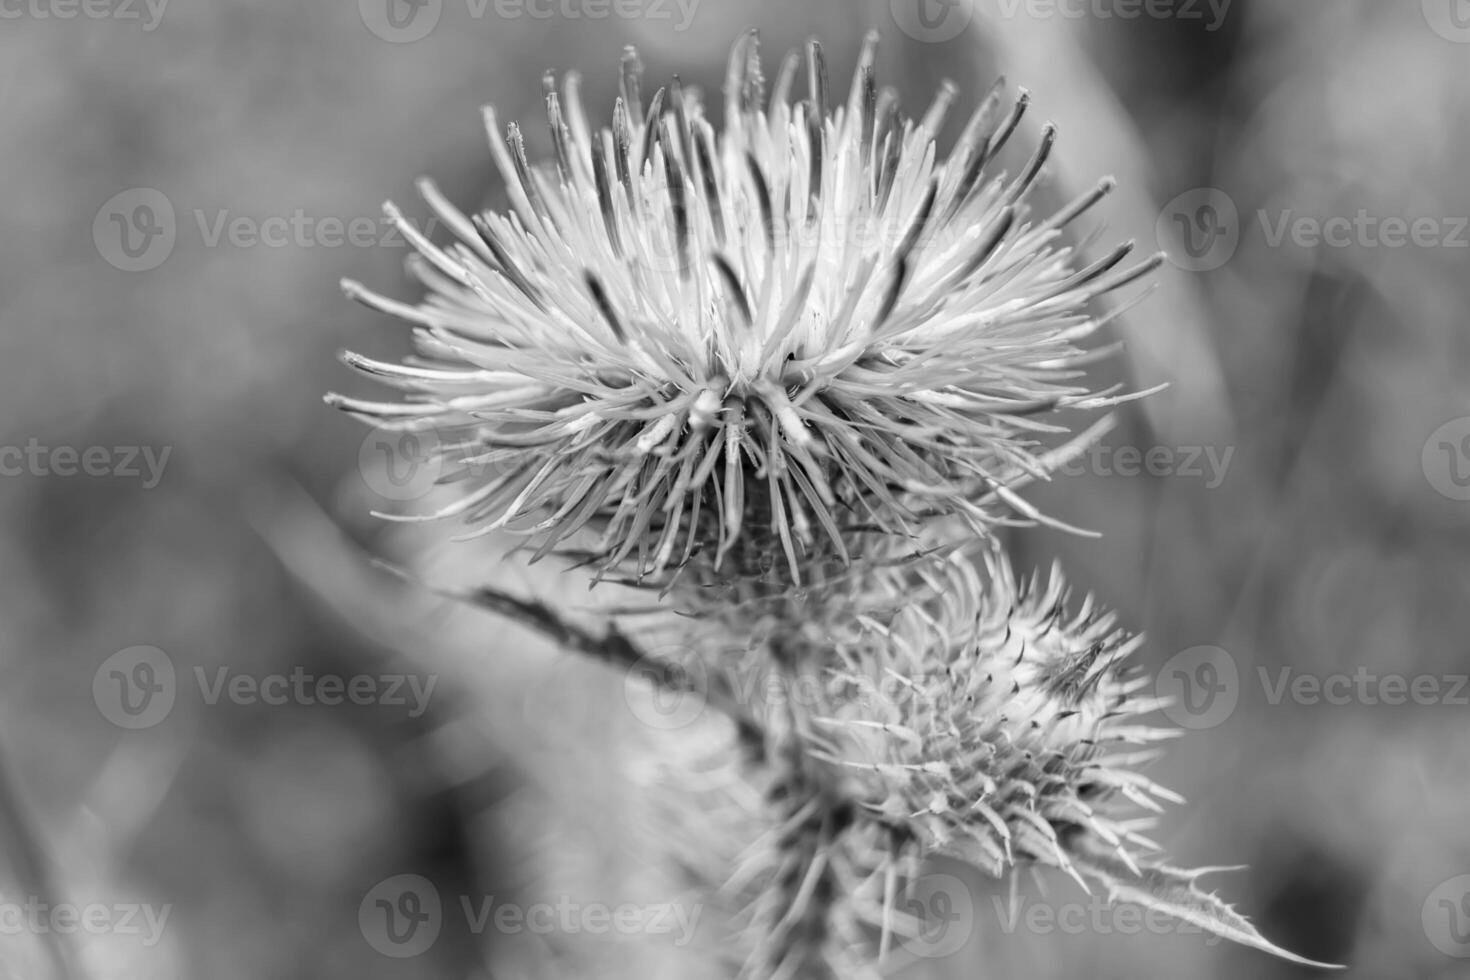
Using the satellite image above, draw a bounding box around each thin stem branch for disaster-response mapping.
[382,565,768,750]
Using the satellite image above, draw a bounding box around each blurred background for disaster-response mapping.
[2,0,1469,977]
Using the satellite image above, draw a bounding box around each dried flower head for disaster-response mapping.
[329,30,1157,584]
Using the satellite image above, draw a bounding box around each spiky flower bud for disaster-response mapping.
[329,30,1156,584]
[823,551,1176,884]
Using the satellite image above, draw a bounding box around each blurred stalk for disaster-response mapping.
[0,737,83,980]
[962,0,1235,445]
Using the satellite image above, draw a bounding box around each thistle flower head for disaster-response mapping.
[330,31,1158,584]
[824,550,1176,881]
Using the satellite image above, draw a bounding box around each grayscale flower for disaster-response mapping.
[329,31,1157,584]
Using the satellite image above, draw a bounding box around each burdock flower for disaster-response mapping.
[329,31,1158,583]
